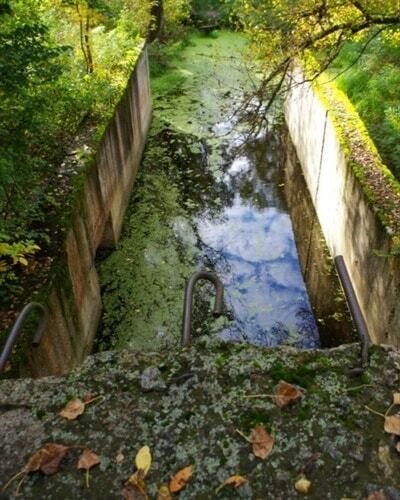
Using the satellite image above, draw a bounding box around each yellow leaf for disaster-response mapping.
[135,446,151,477]
[295,474,311,494]
[59,398,85,420]
[0,260,8,272]
[18,257,28,266]
[169,465,193,493]
[384,415,400,436]
[216,475,247,493]
[157,485,172,500]
[251,425,274,459]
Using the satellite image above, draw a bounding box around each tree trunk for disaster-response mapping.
[147,0,164,43]
[84,14,94,74]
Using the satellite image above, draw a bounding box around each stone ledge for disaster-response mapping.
[1,341,399,498]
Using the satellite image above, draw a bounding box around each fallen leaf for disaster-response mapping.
[124,470,148,500]
[122,483,149,500]
[384,415,400,436]
[275,381,303,408]
[368,491,387,500]
[135,446,151,477]
[25,443,70,476]
[169,465,193,493]
[157,485,172,499]
[393,393,400,405]
[216,475,247,493]
[77,448,101,471]
[396,442,400,454]
[251,425,274,459]
[59,398,85,420]
[294,474,311,494]
[116,452,125,464]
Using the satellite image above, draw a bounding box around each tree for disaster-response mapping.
[147,0,164,42]
[231,0,400,125]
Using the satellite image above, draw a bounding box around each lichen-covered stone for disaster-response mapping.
[1,341,399,499]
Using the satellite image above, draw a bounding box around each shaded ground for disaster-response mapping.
[1,341,400,498]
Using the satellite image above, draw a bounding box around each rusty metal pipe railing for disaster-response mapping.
[335,255,369,371]
[181,271,224,346]
[0,302,47,373]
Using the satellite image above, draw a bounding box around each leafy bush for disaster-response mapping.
[0,0,144,303]
[330,34,400,179]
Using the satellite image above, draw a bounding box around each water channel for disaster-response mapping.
[97,31,354,352]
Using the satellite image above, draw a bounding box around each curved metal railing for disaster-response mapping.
[335,255,370,371]
[0,302,48,373]
[181,271,224,346]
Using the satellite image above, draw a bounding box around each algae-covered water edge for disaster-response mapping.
[97,31,321,352]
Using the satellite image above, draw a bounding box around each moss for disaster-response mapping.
[1,342,399,498]
[307,69,400,244]
[270,360,321,389]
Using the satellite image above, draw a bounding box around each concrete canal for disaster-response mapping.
[97,31,354,353]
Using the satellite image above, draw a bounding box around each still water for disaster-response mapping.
[197,130,319,348]
[98,31,321,350]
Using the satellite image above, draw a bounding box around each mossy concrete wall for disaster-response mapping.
[284,68,400,348]
[26,48,152,377]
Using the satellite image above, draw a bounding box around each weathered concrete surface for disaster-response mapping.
[1,341,400,498]
[285,68,400,348]
[23,48,152,377]
[284,135,356,348]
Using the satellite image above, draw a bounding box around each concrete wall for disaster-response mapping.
[284,135,356,348]
[26,47,152,377]
[285,69,400,348]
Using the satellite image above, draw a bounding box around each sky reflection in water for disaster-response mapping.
[196,140,320,349]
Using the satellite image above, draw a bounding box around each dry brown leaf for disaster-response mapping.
[275,381,303,408]
[77,448,101,471]
[59,398,85,420]
[25,443,70,476]
[157,485,173,500]
[124,470,148,500]
[368,491,387,500]
[384,415,400,436]
[251,425,274,460]
[169,465,193,493]
[122,483,149,500]
[116,452,125,464]
[216,475,247,493]
[135,446,151,477]
[294,474,311,494]
[393,393,400,405]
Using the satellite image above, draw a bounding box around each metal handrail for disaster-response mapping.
[0,302,48,373]
[335,255,369,371]
[181,271,224,346]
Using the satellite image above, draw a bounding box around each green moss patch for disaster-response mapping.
[311,72,400,253]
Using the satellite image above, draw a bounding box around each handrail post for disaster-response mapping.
[0,302,48,373]
[181,271,224,346]
[335,255,369,370]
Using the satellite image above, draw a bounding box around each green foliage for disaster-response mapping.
[330,35,400,178]
[0,0,189,305]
